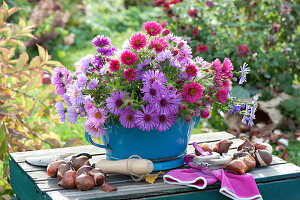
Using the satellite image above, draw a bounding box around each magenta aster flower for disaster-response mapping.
[120,50,138,66]
[106,91,125,116]
[185,64,198,77]
[92,35,111,47]
[119,108,136,128]
[188,9,198,18]
[237,45,249,57]
[157,112,176,131]
[142,70,166,86]
[109,59,120,72]
[123,68,137,82]
[84,120,104,137]
[213,58,222,74]
[135,105,158,131]
[222,58,233,74]
[88,107,106,126]
[182,82,203,103]
[129,33,147,50]
[217,88,229,104]
[201,110,210,118]
[150,37,168,53]
[143,21,162,36]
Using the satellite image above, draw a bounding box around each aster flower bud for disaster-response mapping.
[205,96,210,101]
[178,42,184,49]
[177,79,183,84]
[106,58,110,62]
[126,101,132,106]
[190,111,195,116]
[162,29,170,36]
[109,72,113,77]
[168,85,174,90]
[185,116,191,122]
[181,104,187,110]
[197,102,202,107]
[172,49,179,56]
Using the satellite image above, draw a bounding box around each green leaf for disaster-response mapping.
[0,124,7,144]
[16,52,29,70]
[231,86,250,99]
[29,56,42,68]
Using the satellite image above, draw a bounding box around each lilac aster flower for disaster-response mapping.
[51,66,72,95]
[142,70,167,86]
[178,46,192,66]
[75,54,93,74]
[66,85,85,106]
[241,115,249,124]
[119,108,136,128]
[92,35,111,47]
[157,112,176,131]
[84,120,104,137]
[239,63,250,84]
[87,78,98,90]
[88,107,106,125]
[136,59,151,80]
[169,57,181,68]
[78,107,85,118]
[135,105,158,131]
[91,55,103,69]
[55,101,65,122]
[141,81,165,102]
[67,106,78,124]
[97,46,116,57]
[106,91,126,116]
[76,73,87,89]
[62,93,72,107]
[156,92,179,114]
[156,52,166,62]
[84,95,95,112]
[253,94,259,105]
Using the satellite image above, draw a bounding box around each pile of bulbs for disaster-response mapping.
[195,138,273,175]
[47,155,117,192]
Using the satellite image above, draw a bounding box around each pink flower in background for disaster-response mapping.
[150,37,169,53]
[187,9,198,18]
[144,21,162,36]
[205,0,215,7]
[129,33,147,50]
[160,21,167,29]
[120,50,138,65]
[123,68,137,82]
[192,27,199,36]
[182,82,203,103]
[280,4,291,15]
[237,45,250,57]
[272,23,280,33]
[196,45,209,53]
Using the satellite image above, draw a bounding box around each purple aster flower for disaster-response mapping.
[66,85,85,107]
[156,92,179,114]
[195,57,210,67]
[241,115,249,124]
[97,46,116,57]
[75,54,93,74]
[51,66,72,95]
[92,35,111,48]
[88,107,106,126]
[55,101,65,122]
[239,63,250,84]
[62,93,72,107]
[178,46,192,66]
[76,73,87,89]
[91,55,103,69]
[141,81,165,102]
[106,91,126,116]
[119,108,136,128]
[253,94,259,105]
[78,107,85,118]
[169,57,181,68]
[157,112,176,131]
[67,106,78,124]
[87,78,98,90]
[84,95,95,112]
[142,70,167,86]
[84,120,104,137]
[135,105,158,131]
[156,52,166,62]
[136,59,151,80]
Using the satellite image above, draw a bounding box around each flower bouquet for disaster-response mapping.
[51,21,257,170]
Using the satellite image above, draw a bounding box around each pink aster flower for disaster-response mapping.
[143,21,162,36]
[237,45,249,57]
[129,33,147,50]
[109,59,120,71]
[196,44,209,53]
[217,88,229,104]
[222,58,233,74]
[150,37,168,53]
[201,110,210,118]
[123,68,136,82]
[87,107,106,126]
[182,82,203,103]
[187,9,198,18]
[84,120,105,137]
[120,50,138,66]
[185,64,198,77]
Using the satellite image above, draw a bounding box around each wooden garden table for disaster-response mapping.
[9,132,300,200]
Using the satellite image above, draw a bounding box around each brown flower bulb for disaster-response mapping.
[254,143,273,154]
[76,165,93,176]
[47,160,66,178]
[75,173,95,191]
[237,139,255,153]
[100,182,117,192]
[213,139,233,154]
[255,150,272,167]
[89,168,105,186]
[58,170,76,189]
[70,156,91,171]
[225,159,247,175]
[57,162,72,180]
[241,155,256,172]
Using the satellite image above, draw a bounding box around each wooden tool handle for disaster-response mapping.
[95,159,153,176]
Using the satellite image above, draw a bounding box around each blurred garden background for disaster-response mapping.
[1,0,300,198]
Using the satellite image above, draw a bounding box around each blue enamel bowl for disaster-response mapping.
[85,116,200,170]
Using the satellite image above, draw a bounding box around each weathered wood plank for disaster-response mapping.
[10,132,234,163]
